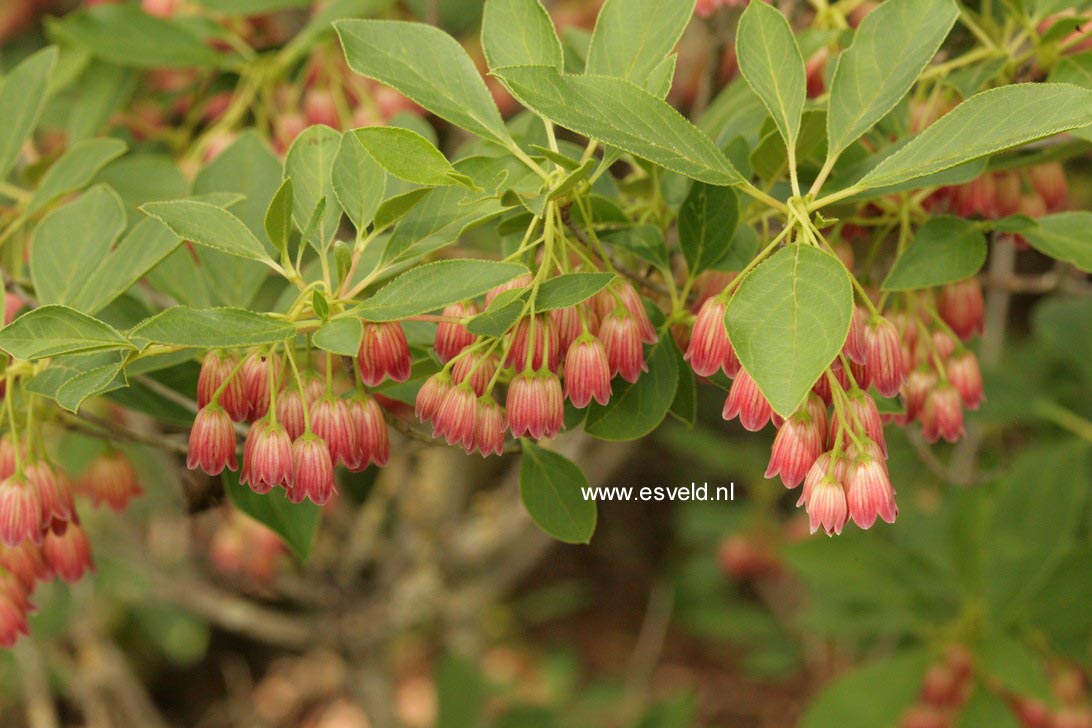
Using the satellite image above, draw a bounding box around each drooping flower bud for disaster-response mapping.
[77,451,143,512]
[0,475,43,547]
[684,298,733,377]
[564,335,612,408]
[27,462,75,536]
[845,455,898,529]
[1028,162,1068,212]
[186,405,238,476]
[289,435,336,506]
[434,302,478,363]
[864,315,905,397]
[0,585,29,648]
[452,351,499,396]
[901,368,938,423]
[275,387,307,441]
[358,321,412,386]
[938,278,984,341]
[799,451,848,508]
[722,368,772,432]
[506,315,561,372]
[0,542,47,591]
[309,397,356,468]
[953,174,996,219]
[843,306,868,365]
[416,371,454,425]
[0,435,21,480]
[847,392,887,456]
[432,383,479,450]
[806,476,848,536]
[198,351,248,422]
[240,419,294,494]
[599,310,648,383]
[921,385,965,443]
[947,351,983,410]
[612,281,658,345]
[765,412,824,488]
[993,171,1022,217]
[474,400,507,457]
[42,522,94,582]
[241,352,279,422]
[506,371,564,440]
[348,395,390,469]
[551,306,583,353]
[485,273,532,306]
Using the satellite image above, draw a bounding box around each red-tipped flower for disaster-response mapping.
[938,278,984,341]
[921,385,965,443]
[358,321,412,386]
[415,372,453,425]
[310,397,356,468]
[765,412,824,488]
[1028,162,1068,211]
[453,351,499,396]
[434,302,478,363]
[600,311,648,383]
[276,387,307,441]
[240,419,293,494]
[289,435,336,506]
[564,335,612,408]
[551,306,583,352]
[42,522,94,582]
[947,351,983,410]
[241,352,278,422]
[506,315,560,372]
[27,462,75,536]
[485,273,532,306]
[198,351,248,422]
[843,306,868,364]
[348,395,390,469]
[432,383,479,450]
[187,405,238,476]
[0,475,43,547]
[806,476,848,536]
[864,315,905,397]
[77,451,143,512]
[612,281,658,345]
[474,400,507,457]
[506,371,563,440]
[722,368,772,432]
[685,297,734,377]
[845,455,897,529]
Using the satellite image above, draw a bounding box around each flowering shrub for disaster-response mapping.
[0,0,1090,724]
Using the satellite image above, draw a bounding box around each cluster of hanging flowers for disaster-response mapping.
[685,270,986,537]
[416,277,656,455]
[0,439,141,647]
[187,346,392,506]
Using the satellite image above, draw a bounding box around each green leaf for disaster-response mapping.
[331,133,386,231]
[142,200,275,264]
[66,62,136,143]
[956,687,1022,728]
[585,0,694,83]
[602,225,669,269]
[975,637,1055,704]
[382,185,507,266]
[669,339,697,426]
[493,67,743,186]
[354,260,529,321]
[947,56,1008,100]
[533,273,616,311]
[726,245,852,417]
[984,444,1090,623]
[736,1,805,149]
[264,178,294,254]
[27,138,127,215]
[585,338,679,440]
[799,650,930,728]
[858,84,1092,189]
[195,0,312,11]
[1021,212,1092,272]
[336,19,511,144]
[313,317,363,357]
[30,185,127,308]
[825,0,958,159]
[353,127,463,187]
[434,653,486,728]
[284,125,343,251]
[0,47,58,180]
[373,188,430,230]
[27,352,127,413]
[678,182,740,275]
[0,305,133,360]
[223,471,321,561]
[129,307,296,348]
[466,288,528,337]
[1024,546,1092,657]
[70,218,184,315]
[95,153,187,213]
[47,5,231,69]
[520,443,597,544]
[882,216,987,291]
[482,0,563,71]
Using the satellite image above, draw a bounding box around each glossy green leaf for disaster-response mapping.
[678,182,740,275]
[533,273,616,310]
[975,637,1055,704]
[27,352,127,413]
[31,185,127,308]
[882,216,987,291]
[1021,212,1092,272]
[858,84,1092,189]
[726,245,852,417]
[264,178,294,254]
[336,19,511,144]
[313,317,364,357]
[800,650,930,728]
[585,338,679,440]
[0,47,58,180]
[494,66,743,186]
[353,127,463,187]
[223,471,321,561]
[331,133,386,231]
[826,0,958,159]
[736,1,805,149]
[48,5,230,69]
[0,305,134,360]
[520,443,597,544]
[142,200,274,264]
[285,125,344,251]
[27,138,127,215]
[382,186,507,266]
[482,0,563,71]
[466,287,528,337]
[585,0,694,83]
[70,218,183,315]
[129,307,296,348]
[354,260,529,321]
